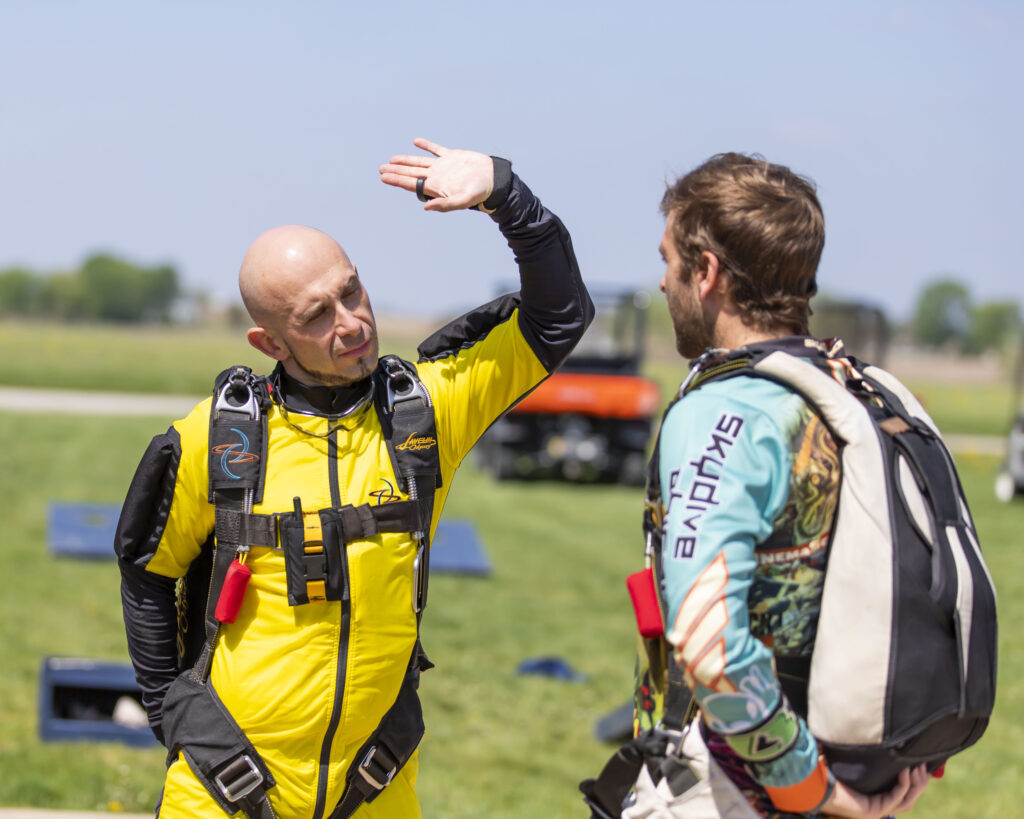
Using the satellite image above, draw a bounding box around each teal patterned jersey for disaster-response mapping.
[659,370,841,815]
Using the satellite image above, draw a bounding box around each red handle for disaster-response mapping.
[626,568,664,639]
[215,559,252,624]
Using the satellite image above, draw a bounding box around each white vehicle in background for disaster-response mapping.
[995,344,1024,502]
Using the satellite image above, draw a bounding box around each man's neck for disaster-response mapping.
[272,363,374,416]
[713,321,792,351]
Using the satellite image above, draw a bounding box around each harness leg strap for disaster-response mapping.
[328,645,428,818]
[161,672,278,818]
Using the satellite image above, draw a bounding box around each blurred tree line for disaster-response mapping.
[911,278,1020,354]
[0,254,179,323]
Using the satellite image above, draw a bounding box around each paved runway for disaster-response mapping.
[0,387,199,417]
[0,386,1007,457]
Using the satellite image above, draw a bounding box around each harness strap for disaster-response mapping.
[663,662,697,732]
[579,730,675,818]
[301,511,327,602]
[328,646,429,819]
[215,507,278,547]
[161,670,278,819]
[215,500,426,549]
[171,369,279,819]
[195,509,241,681]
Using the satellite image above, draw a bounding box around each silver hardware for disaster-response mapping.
[214,755,263,802]
[358,746,396,790]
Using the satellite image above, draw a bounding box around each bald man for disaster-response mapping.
[115,139,593,819]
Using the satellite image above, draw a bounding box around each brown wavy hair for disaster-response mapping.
[661,153,824,334]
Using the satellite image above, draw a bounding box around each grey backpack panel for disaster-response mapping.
[753,352,997,791]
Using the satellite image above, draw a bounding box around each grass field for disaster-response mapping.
[3,319,1015,439]
[1,321,1021,816]
[0,320,423,396]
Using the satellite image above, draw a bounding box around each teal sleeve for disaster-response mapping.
[658,382,820,790]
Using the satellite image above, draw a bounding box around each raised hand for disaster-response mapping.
[379,138,495,212]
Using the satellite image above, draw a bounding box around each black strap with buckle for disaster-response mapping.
[327,645,430,818]
[160,370,279,819]
[215,754,264,802]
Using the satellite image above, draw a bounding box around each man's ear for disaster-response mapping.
[695,251,723,301]
[247,327,290,362]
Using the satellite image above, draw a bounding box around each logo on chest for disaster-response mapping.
[369,478,402,505]
[395,433,436,452]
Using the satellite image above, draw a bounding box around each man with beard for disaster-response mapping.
[645,153,930,818]
[115,138,592,818]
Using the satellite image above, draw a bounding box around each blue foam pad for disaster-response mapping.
[431,519,492,576]
[48,502,492,576]
[48,502,120,559]
[38,656,158,747]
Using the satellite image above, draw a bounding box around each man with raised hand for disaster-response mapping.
[116,138,592,818]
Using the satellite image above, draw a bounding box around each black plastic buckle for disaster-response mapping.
[214,754,264,803]
[302,550,327,581]
[357,745,396,790]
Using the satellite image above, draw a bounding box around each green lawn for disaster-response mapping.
[0,321,424,396]
[902,381,1016,439]
[0,407,1020,816]
[1,321,1019,815]
[3,319,1015,439]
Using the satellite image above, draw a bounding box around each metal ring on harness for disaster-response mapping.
[215,371,260,420]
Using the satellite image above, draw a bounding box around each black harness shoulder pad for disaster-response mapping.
[207,366,271,504]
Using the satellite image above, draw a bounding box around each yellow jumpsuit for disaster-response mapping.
[117,172,592,818]
[153,317,545,817]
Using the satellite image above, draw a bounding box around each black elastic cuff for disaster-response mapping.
[479,157,512,212]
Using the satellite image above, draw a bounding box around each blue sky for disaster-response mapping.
[2,1,1021,321]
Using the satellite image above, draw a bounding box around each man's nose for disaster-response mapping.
[333,304,362,336]
[659,274,667,293]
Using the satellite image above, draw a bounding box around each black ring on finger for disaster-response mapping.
[416,177,434,202]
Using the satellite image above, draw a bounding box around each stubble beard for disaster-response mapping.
[672,295,714,360]
[289,347,378,387]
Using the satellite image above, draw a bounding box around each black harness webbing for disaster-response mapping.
[165,358,441,819]
[215,500,426,551]
[580,389,700,818]
[162,366,279,819]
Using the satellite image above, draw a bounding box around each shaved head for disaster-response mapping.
[239,225,353,330]
[238,224,379,386]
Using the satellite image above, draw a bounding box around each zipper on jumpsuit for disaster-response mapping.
[312,427,350,819]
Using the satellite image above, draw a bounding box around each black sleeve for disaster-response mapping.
[489,171,594,372]
[114,427,185,745]
[120,561,178,745]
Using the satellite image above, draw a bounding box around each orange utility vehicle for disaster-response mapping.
[480,289,661,485]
